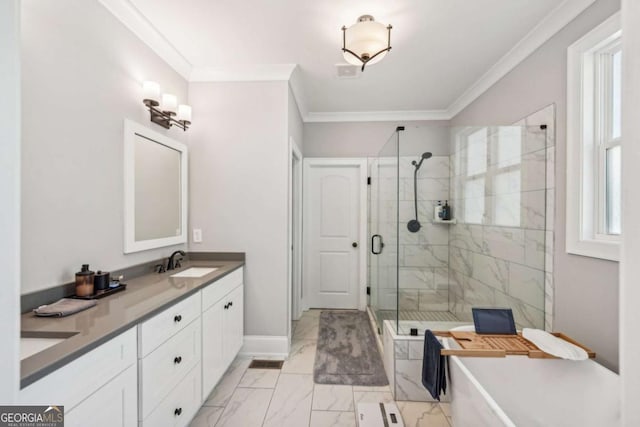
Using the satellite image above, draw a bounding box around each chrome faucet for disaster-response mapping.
[167,250,185,271]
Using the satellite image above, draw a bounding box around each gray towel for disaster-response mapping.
[34,298,97,317]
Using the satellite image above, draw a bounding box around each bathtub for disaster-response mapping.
[443,328,620,426]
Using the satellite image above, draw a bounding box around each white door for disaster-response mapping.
[303,158,367,309]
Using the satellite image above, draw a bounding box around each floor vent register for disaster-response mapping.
[248,360,284,369]
[357,403,404,427]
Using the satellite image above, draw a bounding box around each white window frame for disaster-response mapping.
[566,12,621,261]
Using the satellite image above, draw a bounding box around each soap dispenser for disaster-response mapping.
[75,264,95,297]
[434,201,443,220]
[442,201,452,221]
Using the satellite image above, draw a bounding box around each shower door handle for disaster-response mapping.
[371,234,384,255]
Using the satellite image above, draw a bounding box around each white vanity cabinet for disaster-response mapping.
[138,292,202,427]
[201,268,244,399]
[19,327,138,427]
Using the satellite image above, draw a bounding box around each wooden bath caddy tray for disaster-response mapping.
[432,331,596,359]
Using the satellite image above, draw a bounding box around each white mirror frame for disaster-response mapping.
[123,119,188,253]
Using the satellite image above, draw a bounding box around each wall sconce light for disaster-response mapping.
[341,15,392,71]
[142,81,191,131]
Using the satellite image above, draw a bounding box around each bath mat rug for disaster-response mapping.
[314,310,389,386]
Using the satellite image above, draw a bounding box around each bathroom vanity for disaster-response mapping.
[19,257,244,427]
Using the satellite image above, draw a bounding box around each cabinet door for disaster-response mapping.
[202,298,225,399]
[139,319,201,418]
[223,285,244,365]
[65,364,137,427]
[141,363,202,427]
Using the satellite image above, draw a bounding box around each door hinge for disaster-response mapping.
[366,286,371,295]
[367,176,371,185]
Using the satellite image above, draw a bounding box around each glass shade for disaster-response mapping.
[343,18,389,66]
[177,104,192,123]
[161,94,177,114]
[142,81,160,103]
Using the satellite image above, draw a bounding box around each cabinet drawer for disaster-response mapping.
[202,268,243,310]
[141,363,202,427]
[20,328,137,411]
[139,319,201,418]
[139,291,201,357]
[65,364,137,427]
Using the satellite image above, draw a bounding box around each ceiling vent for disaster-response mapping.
[336,64,361,79]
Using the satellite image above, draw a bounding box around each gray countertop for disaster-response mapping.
[20,259,244,388]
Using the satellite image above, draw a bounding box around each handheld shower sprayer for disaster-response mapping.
[407,152,433,233]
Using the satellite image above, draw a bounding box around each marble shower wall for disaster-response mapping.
[448,105,555,329]
[397,156,451,313]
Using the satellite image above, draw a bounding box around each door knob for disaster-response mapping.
[352,242,358,248]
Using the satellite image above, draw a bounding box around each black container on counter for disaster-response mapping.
[94,270,110,292]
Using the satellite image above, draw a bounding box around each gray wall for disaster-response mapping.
[20,0,189,294]
[188,81,290,338]
[451,0,621,371]
[304,121,450,157]
[0,0,21,401]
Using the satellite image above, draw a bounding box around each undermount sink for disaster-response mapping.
[170,267,219,278]
[20,331,78,360]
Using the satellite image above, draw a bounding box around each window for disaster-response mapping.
[458,126,523,227]
[567,12,621,261]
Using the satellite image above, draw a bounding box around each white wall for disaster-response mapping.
[451,0,621,371]
[21,0,189,294]
[188,81,290,338]
[304,121,450,157]
[0,0,21,402]
[288,87,304,154]
[620,0,640,422]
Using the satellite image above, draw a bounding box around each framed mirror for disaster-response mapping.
[123,119,188,253]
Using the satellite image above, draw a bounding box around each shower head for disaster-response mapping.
[411,152,433,170]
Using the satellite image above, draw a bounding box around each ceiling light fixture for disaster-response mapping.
[142,81,191,131]
[341,15,392,71]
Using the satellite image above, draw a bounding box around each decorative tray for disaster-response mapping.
[70,284,127,300]
[432,330,596,359]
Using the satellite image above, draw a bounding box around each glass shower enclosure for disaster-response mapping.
[369,124,550,336]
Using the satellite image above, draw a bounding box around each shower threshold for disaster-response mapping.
[376,310,472,336]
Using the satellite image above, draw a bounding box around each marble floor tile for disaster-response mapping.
[300,308,322,319]
[281,339,316,374]
[309,411,357,427]
[238,368,280,388]
[202,357,252,407]
[353,391,395,405]
[352,385,391,393]
[293,316,320,340]
[396,401,450,427]
[263,374,314,427]
[215,387,273,427]
[188,405,224,427]
[312,384,354,411]
[439,402,452,417]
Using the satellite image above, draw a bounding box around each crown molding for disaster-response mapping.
[98,0,192,79]
[447,0,597,118]
[190,64,297,82]
[304,110,451,123]
[101,0,598,123]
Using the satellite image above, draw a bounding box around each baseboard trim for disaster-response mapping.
[239,335,289,359]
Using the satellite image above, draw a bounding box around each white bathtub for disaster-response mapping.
[443,328,620,426]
